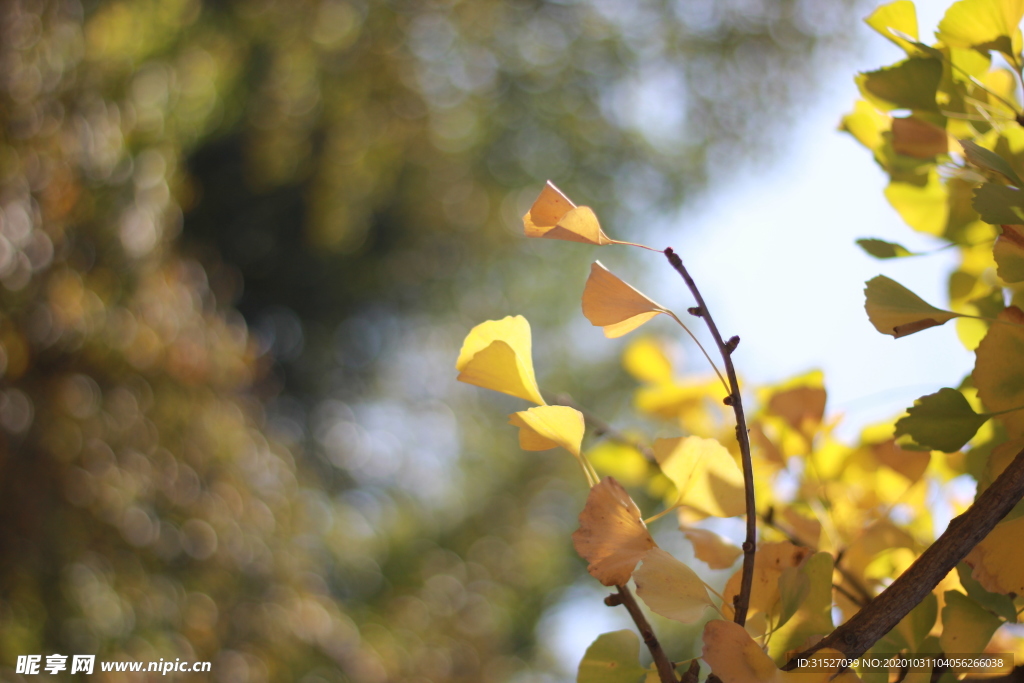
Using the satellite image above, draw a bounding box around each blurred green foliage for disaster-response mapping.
[0,0,861,680]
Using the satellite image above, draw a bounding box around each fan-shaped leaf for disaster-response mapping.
[974,183,1024,225]
[682,527,742,570]
[965,515,1024,595]
[866,1,919,53]
[653,436,745,517]
[456,315,546,404]
[936,0,1024,62]
[577,631,648,683]
[523,181,613,245]
[894,388,988,452]
[857,238,915,259]
[508,405,585,456]
[864,275,960,337]
[940,591,1003,662]
[974,306,1024,437]
[633,548,713,624]
[582,262,667,338]
[572,477,656,586]
[961,139,1024,186]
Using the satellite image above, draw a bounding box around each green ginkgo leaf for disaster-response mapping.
[857,238,915,259]
[940,590,1003,660]
[961,140,1024,187]
[864,275,961,337]
[973,183,1024,225]
[858,58,942,112]
[577,631,648,683]
[895,388,989,452]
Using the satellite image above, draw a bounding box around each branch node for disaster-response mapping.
[723,395,734,406]
[687,306,704,317]
[742,540,755,553]
[604,594,624,607]
[725,335,740,353]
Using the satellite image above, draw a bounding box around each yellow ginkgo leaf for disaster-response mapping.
[866,0,919,53]
[965,515,1024,595]
[622,336,674,384]
[455,315,546,405]
[572,477,656,586]
[508,405,585,457]
[974,306,1024,437]
[653,436,746,517]
[633,547,714,623]
[702,619,861,683]
[523,181,613,245]
[682,527,742,569]
[721,541,812,620]
[582,262,667,338]
[936,0,1024,61]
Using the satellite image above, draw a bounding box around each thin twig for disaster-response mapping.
[663,247,757,626]
[783,445,1024,668]
[610,585,678,683]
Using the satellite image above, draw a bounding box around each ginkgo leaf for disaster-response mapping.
[582,262,667,338]
[769,552,834,659]
[865,0,919,53]
[456,316,546,405]
[894,388,989,452]
[632,547,714,623]
[884,173,949,235]
[995,224,1024,282]
[891,117,948,158]
[960,139,1024,187]
[767,385,827,435]
[682,527,742,570]
[701,620,862,683]
[957,562,1018,622]
[940,590,1002,662]
[871,439,931,482]
[577,630,648,683]
[653,437,745,518]
[864,275,961,337]
[508,405,585,456]
[973,183,1024,225]
[965,515,1024,595]
[622,337,673,384]
[572,477,656,586]
[857,238,915,259]
[858,58,942,112]
[840,99,891,152]
[974,306,1024,437]
[721,542,812,620]
[523,181,613,245]
[936,0,1024,63]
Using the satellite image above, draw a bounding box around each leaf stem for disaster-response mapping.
[782,444,1024,667]
[663,247,757,627]
[613,584,679,683]
[666,311,729,393]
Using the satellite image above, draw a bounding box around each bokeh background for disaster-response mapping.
[0,0,963,681]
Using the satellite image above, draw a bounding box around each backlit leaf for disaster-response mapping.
[682,527,742,569]
[894,388,988,452]
[865,1,919,53]
[857,238,914,259]
[939,590,1002,661]
[936,0,1024,62]
[633,547,714,624]
[891,117,948,158]
[572,477,656,586]
[577,630,648,683]
[771,552,834,658]
[973,306,1024,437]
[622,337,673,384]
[884,172,949,235]
[582,262,667,338]
[994,223,1024,282]
[864,275,960,337]
[858,58,942,112]
[653,436,745,517]
[456,316,546,404]
[973,183,1024,225]
[961,139,1024,186]
[965,515,1024,595]
[722,542,812,620]
[957,562,1018,622]
[508,405,585,456]
[872,439,931,482]
[523,181,613,246]
[840,99,891,152]
[767,385,827,435]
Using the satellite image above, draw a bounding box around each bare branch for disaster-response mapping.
[612,584,678,683]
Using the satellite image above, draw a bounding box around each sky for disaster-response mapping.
[540,0,970,675]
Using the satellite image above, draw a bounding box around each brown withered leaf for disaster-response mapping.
[572,477,656,586]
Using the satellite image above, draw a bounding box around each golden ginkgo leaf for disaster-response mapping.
[682,527,742,570]
[572,477,656,586]
[633,547,714,623]
[582,262,667,338]
[721,541,811,620]
[455,315,546,405]
[508,405,585,457]
[965,515,1024,595]
[523,181,613,245]
[702,619,861,683]
[653,436,745,517]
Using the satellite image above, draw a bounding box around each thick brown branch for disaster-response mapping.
[784,446,1024,668]
[664,247,756,626]
[614,584,678,683]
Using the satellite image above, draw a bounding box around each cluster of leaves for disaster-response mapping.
[457,1,1024,680]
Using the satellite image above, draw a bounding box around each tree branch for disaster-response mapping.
[663,247,756,626]
[783,445,1024,668]
[610,585,678,683]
